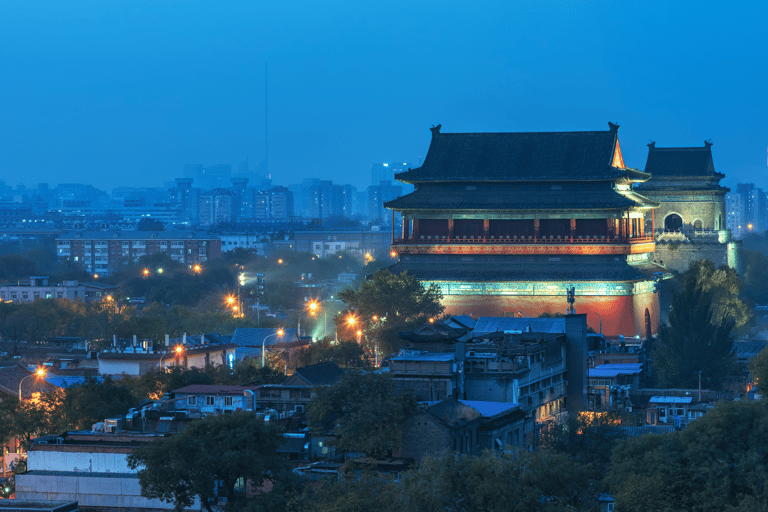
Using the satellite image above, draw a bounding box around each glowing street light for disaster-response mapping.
[143,268,150,277]
[390,250,397,258]
[93,274,99,279]
[19,367,46,399]
[193,264,202,274]
[278,259,284,264]
[157,268,164,274]
[347,316,356,326]
[159,345,185,371]
[262,329,284,368]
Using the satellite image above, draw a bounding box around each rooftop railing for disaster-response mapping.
[393,234,655,245]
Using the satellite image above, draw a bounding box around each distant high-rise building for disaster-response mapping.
[371,162,411,187]
[368,180,403,221]
[230,178,249,221]
[727,183,767,238]
[199,189,235,227]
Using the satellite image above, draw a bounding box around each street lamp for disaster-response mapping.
[159,345,184,371]
[193,264,202,274]
[143,268,150,277]
[262,329,284,368]
[19,367,46,399]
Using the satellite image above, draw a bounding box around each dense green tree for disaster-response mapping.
[750,345,768,393]
[293,339,369,369]
[652,274,735,389]
[682,259,751,329]
[307,371,417,457]
[128,413,290,512]
[544,412,625,482]
[743,249,768,305]
[609,400,768,511]
[307,449,598,512]
[337,269,444,355]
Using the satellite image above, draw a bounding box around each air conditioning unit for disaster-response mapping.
[625,407,633,413]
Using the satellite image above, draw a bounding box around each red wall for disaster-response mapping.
[440,292,659,338]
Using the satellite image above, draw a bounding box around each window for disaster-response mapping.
[225,396,233,407]
[187,396,196,405]
[607,503,615,512]
[206,396,215,406]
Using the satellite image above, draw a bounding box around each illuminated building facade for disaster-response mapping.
[638,141,741,273]
[385,123,666,337]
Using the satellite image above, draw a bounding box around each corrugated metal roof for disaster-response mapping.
[595,363,643,370]
[649,396,693,404]
[468,317,566,338]
[458,400,520,418]
[589,368,641,378]
[390,353,455,362]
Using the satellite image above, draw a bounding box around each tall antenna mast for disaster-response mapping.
[265,62,268,179]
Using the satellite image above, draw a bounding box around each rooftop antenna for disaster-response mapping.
[566,286,576,315]
[264,62,269,180]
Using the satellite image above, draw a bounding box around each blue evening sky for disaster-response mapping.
[1,1,766,191]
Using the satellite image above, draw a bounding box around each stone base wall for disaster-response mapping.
[440,292,660,338]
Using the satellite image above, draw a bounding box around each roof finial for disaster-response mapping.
[430,124,442,136]
[704,139,713,148]
[648,140,656,149]
[608,122,620,132]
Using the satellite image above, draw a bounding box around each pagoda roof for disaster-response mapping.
[396,123,650,184]
[386,260,666,283]
[642,142,723,179]
[384,187,658,212]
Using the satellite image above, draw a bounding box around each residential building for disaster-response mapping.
[386,123,666,338]
[252,362,345,417]
[293,229,391,258]
[371,162,411,187]
[56,231,222,276]
[15,431,200,510]
[0,276,116,303]
[170,384,258,414]
[199,188,235,227]
[587,363,643,411]
[726,183,767,239]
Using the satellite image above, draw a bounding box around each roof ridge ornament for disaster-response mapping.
[608,122,620,132]
[430,124,442,136]
[704,139,713,148]
[648,140,656,149]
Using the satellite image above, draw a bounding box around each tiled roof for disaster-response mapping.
[171,384,257,395]
[643,144,718,178]
[386,260,666,284]
[231,328,299,347]
[291,361,345,386]
[398,321,469,342]
[385,188,658,211]
[589,368,642,378]
[395,126,649,183]
[446,315,477,330]
[649,396,693,404]
[458,400,520,418]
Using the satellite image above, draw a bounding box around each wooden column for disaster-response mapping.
[534,219,540,240]
[483,219,490,241]
[412,219,420,241]
[651,210,655,236]
[448,218,454,241]
[639,216,644,238]
[570,219,576,241]
[607,218,614,239]
[402,216,410,241]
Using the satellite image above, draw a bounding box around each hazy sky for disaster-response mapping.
[2,1,767,192]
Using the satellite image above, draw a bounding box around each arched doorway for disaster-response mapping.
[664,214,683,231]
[693,219,703,231]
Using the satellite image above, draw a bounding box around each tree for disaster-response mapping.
[682,259,751,329]
[750,345,768,394]
[338,270,444,355]
[608,400,768,511]
[307,371,417,457]
[127,413,289,512]
[652,274,735,389]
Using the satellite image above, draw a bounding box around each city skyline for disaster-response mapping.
[2,2,768,191]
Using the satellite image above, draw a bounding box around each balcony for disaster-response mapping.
[392,234,655,256]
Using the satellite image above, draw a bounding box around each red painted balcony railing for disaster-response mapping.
[393,234,655,245]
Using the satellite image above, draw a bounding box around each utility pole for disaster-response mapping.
[256,273,265,326]
[698,371,702,402]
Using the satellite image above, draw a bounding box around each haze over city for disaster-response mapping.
[2,1,768,191]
